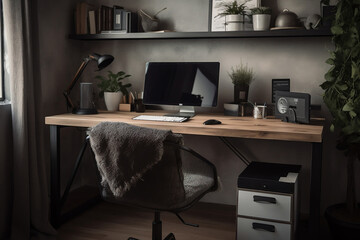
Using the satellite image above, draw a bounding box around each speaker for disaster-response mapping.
[275,91,311,124]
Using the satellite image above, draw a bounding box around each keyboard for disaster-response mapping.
[133,115,189,122]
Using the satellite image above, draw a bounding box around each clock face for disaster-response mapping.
[277,97,289,114]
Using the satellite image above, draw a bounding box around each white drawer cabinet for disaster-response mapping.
[237,188,297,240]
[237,162,300,240]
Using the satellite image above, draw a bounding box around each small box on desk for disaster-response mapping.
[119,103,133,112]
[237,162,301,240]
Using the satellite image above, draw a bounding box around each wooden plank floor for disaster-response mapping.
[57,202,237,240]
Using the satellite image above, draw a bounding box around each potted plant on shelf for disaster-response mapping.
[228,63,255,103]
[216,0,248,31]
[96,70,131,111]
[251,6,272,31]
[320,0,360,239]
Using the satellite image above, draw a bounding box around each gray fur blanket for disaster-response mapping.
[89,122,183,198]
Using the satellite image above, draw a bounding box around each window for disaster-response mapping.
[0,0,3,101]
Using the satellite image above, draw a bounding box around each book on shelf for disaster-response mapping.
[74,4,139,35]
[88,10,96,34]
[75,2,96,35]
[113,6,124,30]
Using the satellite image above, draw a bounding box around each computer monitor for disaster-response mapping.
[143,62,220,117]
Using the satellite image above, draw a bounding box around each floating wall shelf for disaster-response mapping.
[69,28,332,40]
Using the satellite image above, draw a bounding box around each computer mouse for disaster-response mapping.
[203,119,222,125]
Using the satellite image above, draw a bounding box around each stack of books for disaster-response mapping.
[74,3,139,35]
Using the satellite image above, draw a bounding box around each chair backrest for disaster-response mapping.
[89,122,187,210]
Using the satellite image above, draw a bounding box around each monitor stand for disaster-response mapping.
[165,105,196,118]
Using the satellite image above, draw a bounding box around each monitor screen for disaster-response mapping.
[143,62,220,107]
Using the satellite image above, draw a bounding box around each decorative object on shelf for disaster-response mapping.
[228,63,255,103]
[271,9,303,30]
[63,53,114,114]
[215,0,248,31]
[321,0,360,238]
[305,14,322,30]
[251,6,272,31]
[96,70,132,111]
[138,7,167,32]
[210,0,260,31]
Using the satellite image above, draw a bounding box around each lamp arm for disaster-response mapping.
[63,58,90,111]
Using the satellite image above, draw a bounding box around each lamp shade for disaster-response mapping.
[97,55,114,70]
[89,53,114,70]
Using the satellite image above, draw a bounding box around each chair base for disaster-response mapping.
[128,233,175,240]
[128,212,176,240]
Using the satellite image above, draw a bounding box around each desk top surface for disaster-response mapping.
[45,111,323,143]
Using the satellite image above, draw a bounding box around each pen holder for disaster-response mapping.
[135,99,145,113]
[253,106,266,119]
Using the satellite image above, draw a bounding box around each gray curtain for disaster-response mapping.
[3,0,55,238]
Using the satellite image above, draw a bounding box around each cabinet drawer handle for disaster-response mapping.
[252,222,275,232]
[253,195,277,204]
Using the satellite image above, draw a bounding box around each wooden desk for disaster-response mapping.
[46,111,323,142]
[45,111,323,237]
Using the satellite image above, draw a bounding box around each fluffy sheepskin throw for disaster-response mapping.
[89,122,183,198]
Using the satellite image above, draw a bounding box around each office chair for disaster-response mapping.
[88,122,218,240]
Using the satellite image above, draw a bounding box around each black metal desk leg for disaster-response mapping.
[50,125,61,228]
[309,142,323,239]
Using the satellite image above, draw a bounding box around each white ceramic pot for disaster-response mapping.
[252,14,271,31]
[104,92,122,111]
[225,14,244,31]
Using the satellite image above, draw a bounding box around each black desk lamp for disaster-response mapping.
[63,53,114,114]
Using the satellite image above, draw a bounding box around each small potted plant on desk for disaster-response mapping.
[224,63,255,116]
[96,70,131,111]
[321,0,360,239]
[251,6,272,31]
[216,0,248,31]
[229,63,254,104]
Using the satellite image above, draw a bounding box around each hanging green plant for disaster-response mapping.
[320,0,360,217]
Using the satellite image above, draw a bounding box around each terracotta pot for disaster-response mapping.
[325,203,360,240]
[234,84,249,103]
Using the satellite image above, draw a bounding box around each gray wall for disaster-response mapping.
[34,0,359,235]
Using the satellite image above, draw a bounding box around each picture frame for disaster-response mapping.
[209,0,260,32]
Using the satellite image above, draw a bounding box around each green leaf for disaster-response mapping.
[325,58,335,65]
[320,80,334,90]
[331,25,344,35]
[338,84,348,91]
[350,89,356,97]
[349,111,357,118]
[330,124,335,132]
[340,94,348,100]
[351,61,359,79]
[343,102,354,111]
[324,71,336,82]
